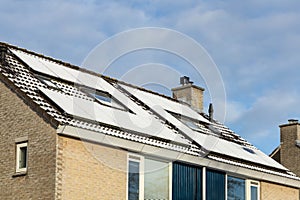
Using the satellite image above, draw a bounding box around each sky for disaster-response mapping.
[1,0,300,154]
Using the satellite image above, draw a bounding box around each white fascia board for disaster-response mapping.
[57,125,300,188]
[141,145,184,160]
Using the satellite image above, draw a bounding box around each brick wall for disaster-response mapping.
[280,123,300,177]
[261,181,299,200]
[172,84,204,112]
[0,80,57,199]
[56,135,127,200]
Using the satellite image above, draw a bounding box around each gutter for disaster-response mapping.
[56,125,300,188]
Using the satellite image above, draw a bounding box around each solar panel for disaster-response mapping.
[10,49,59,78]
[10,48,105,90]
[120,84,210,123]
[39,87,189,145]
[193,134,287,170]
[120,84,287,170]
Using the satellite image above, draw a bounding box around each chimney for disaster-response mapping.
[278,119,300,177]
[280,119,300,143]
[171,76,204,112]
[208,103,214,121]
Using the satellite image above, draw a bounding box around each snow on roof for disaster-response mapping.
[119,83,287,171]
[0,43,294,178]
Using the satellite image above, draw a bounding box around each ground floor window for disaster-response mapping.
[247,180,260,200]
[206,169,225,200]
[172,162,202,200]
[127,155,169,200]
[227,176,260,200]
[128,160,140,200]
[127,153,260,200]
[227,176,245,200]
[144,158,169,200]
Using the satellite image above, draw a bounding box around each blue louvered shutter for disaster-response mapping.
[172,162,202,200]
[206,169,225,200]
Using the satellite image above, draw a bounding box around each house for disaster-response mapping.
[0,42,299,200]
[270,119,300,178]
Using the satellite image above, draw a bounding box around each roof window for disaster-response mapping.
[243,147,255,154]
[83,88,129,111]
[37,76,58,89]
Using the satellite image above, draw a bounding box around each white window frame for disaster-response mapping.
[127,154,144,200]
[168,162,172,200]
[127,154,172,200]
[246,180,260,200]
[225,174,228,200]
[226,174,260,200]
[16,142,28,173]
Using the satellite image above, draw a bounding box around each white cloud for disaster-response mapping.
[1,0,300,154]
[225,101,248,123]
[0,0,150,64]
[227,88,300,153]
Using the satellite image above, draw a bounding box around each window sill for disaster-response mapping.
[12,171,27,177]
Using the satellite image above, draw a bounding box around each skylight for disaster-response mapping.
[91,91,111,104]
[37,76,58,89]
[243,147,256,154]
[83,88,128,111]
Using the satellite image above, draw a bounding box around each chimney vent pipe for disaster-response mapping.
[288,119,298,124]
[209,103,214,121]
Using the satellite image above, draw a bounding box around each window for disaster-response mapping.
[83,88,128,111]
[91,91,112,104]
[243,147,256,154]
[227,176,260,200]
[16,142,28,173]
[247,180,260,200]
[128,160,140,200]
[206,169,226,200]
[227,176,245,200]
[144,158,169,200]
[173,162,202,200]
[37,76,58,89]
[127,155,170,200]
[127,155,144,200]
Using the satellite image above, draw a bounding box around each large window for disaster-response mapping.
[206,169,225,200]
[127,155,170,200]
[144,158,169,200]
[16,142,28,173]
[173,162,202,200]
[227,176,260,200]
[127,154,260,200]
[227,176,246,200]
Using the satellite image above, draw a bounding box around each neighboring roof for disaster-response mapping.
[0,42,298,181]
[270,145,281,163]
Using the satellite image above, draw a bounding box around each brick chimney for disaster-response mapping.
[279,119,300,177]
[171,76,204,112]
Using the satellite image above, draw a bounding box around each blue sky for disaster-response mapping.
[1,0,300,154]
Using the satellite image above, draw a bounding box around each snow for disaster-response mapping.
[39,87,189,145]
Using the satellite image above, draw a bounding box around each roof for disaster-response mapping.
[270,145,281,163]
[0,42,299,181]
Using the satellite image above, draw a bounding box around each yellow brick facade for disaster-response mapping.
[56,136,127,200]
[261,181,299,200]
